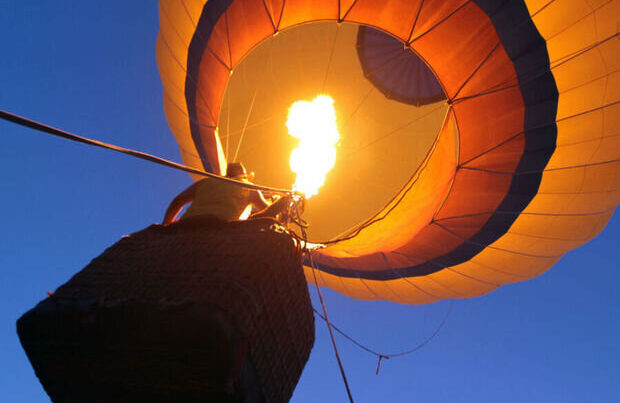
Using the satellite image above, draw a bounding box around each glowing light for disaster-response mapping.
[238,204,253,220]
[286,95,339,198]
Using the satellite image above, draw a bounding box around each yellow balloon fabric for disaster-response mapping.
[157,0,619,304]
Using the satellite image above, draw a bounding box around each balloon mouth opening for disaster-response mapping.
[217,21,448,241]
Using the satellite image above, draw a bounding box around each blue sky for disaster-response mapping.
[1,2,618,402]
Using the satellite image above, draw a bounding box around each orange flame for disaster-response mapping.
[286,95,339,198]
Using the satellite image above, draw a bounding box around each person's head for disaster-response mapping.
[226,162,254,180]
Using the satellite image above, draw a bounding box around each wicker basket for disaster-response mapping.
[17,218,315,403]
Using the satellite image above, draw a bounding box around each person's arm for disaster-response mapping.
[249,189,270,211]
[163,182,199,224]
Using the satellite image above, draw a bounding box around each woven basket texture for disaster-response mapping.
[17,218,315,403]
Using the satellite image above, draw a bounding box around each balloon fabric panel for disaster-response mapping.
[157,0,618,304]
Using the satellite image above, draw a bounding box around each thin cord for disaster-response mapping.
[320,115,443,246]
[313,300,453,374]
[342,103,445,157]
[312,299,453,360]
[322,24,341,91]
[233,87,258,162]
[226,91,231,160]
[291,201,354,402]
[0,109,290,194]
[308,253,354,402]
[220,114,278,140]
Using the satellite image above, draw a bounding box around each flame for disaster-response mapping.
[286,95,339,198]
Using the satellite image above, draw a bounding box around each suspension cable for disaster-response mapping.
[285,197,452,378]
[290,200,355,402]
[0,109,290,194]
[233,86,258,162]
[313,300,454,374]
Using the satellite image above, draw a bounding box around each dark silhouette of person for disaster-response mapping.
[163,162,291,225]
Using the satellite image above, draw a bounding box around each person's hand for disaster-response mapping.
[290,192,305,215]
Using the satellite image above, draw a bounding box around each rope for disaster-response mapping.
[233,87,258,162]
[318,116,441,246]
[312,300,453,374]
[284,197,452,378]
[0,109,290,194]
[322,24,341,91]
[289,200,355,403]
[225,91,231,159]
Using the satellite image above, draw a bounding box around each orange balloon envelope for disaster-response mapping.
[157,0,619,304]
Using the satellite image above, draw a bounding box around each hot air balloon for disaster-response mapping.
[13,0,618,402]
[157,0,619,304]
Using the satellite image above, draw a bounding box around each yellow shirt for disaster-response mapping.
[182,177,252,221]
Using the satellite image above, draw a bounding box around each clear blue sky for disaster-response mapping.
[1,2,618,402]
